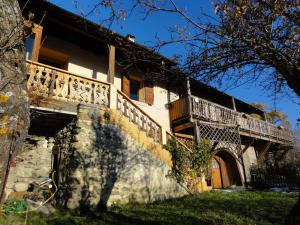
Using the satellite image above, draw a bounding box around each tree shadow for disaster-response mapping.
[92,120,127,211]
[53,109,160,212]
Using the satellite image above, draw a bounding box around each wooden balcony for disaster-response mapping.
[26,60,110,112]
[169,96,294,145]
[26,60,164,144]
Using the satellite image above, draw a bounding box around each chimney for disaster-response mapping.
[126,34,135,42]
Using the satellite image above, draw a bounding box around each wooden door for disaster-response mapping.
[219,157,230,188]
[212,157,222,189]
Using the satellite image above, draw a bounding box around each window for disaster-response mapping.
[130,79,141,101]
[24,22,43,61]
[25,34,35,60]
[122,75,154,105]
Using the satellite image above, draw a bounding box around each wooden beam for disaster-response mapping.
[173,122,193,133]
[239,131,292,146]
[108,45,115,84]
[257,142,272,164]
[194,123,200,144]
[232,97,237,111]
[174,133,194,139]
[241,138,256,154]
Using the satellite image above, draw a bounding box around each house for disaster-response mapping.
[6,0,294,207]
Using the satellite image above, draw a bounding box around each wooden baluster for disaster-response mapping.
[133,108,137,125]
[95,84,106,106]
[55,72,68,99]
[137,112,143,129]
[94,83,100,105]
[48,70,55,97]
[90,82,95,104]
[129,104,134,122]
[149,122,154,138]
[103,85,109,106]
[84,81,92,103]
[120,96,125,114]
[27,65,37,94]
[154,125,159,143]
[69,77,78,101]
[78,80,85,101]
[145,118,150,136]
[41,68,51,97]
[125,101,130,117]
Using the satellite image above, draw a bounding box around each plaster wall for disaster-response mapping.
[42,36,108,81]
[42,36,180,132]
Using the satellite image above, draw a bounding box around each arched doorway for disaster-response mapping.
[211,150,242,189]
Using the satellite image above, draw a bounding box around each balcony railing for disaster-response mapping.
[26,60,110,107]
[169,96,294,144]
[117,91,162,144]
[26,60,163,144]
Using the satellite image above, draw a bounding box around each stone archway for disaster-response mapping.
[210,149,242,189]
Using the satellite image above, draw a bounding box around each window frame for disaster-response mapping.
[24,22,43,62]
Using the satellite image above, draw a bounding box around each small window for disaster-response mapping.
[25,34,35,60]
[130,79,141,101]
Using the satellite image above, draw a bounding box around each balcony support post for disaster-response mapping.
[108,45,115,84]
[231,97,236,111]
[193,122,200,145]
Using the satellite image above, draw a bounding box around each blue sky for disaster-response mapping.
[49,0,300,127]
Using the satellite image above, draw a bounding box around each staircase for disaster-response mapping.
[26,60,191,167]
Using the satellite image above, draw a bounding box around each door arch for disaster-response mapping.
[211,149,242,188]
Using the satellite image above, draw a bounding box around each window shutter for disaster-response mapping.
[145,81,154,105]
[122,75,130,97]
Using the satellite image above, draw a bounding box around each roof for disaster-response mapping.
[19,0,177,66]
[19,0,265,115]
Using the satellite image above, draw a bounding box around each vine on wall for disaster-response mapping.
[165,138,212,194]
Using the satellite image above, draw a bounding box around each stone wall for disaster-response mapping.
[242,145,258,182]
[5,135,54,198]
[55,106,187,210]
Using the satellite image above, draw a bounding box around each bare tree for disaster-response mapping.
[82,0,300,97]
[0,0,29,203]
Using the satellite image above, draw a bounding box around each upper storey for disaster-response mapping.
[21,0,294,146]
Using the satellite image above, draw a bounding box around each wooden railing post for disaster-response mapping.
[109,84,117,109]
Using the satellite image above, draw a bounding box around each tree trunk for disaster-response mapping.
[0,0,29,203]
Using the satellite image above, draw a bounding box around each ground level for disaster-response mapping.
[1,191,299,225]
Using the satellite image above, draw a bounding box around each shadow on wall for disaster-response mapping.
[54,110,157,211]
[92,118,126,210]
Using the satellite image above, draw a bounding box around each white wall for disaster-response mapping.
[134,85,172,132]
[42,36,108,82]
[42,36,179,132]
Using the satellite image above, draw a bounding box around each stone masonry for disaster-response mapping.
[55,105,187,209]
[5,135,54,198]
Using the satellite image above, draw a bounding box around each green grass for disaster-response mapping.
[0,191,298,225]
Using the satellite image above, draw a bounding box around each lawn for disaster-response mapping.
[1,191,298,225]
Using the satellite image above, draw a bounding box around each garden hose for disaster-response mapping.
[0,171,58,214]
